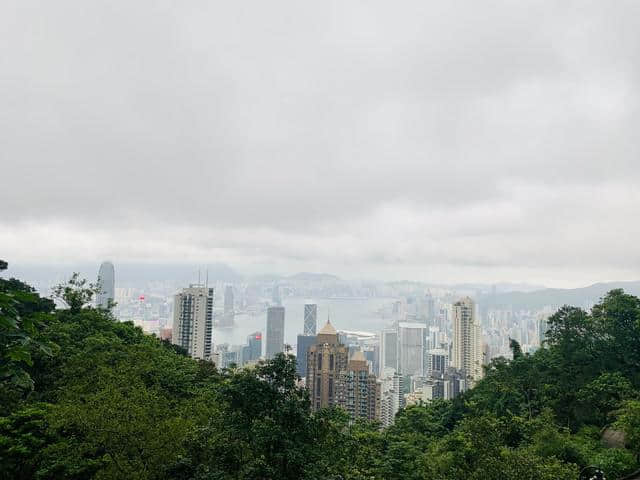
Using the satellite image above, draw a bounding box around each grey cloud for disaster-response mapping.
[1,0,639,285]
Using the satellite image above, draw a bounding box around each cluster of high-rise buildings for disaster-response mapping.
[95,261,542,427]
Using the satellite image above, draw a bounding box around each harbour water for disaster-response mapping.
[213,296,398,353]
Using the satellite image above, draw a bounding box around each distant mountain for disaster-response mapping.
[450,282,546,294]
[287,272,341,282]
[479,280,640,311]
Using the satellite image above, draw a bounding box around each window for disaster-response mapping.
[329,354,334,370]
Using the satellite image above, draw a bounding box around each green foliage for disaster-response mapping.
[52,272,100,314]
[615,400,640,458]
[0,262,55,392]
[2,273,640,479]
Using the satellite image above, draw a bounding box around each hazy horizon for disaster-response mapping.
[3,259,640,292]
[2,1,640,288]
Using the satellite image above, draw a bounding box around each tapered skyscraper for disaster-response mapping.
[96,261,115,309]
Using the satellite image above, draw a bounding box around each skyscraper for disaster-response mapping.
[424,291,435,325]
[306,320,348,411]
[220,285,235,327]
[296,334,316,378]
[380,371,404,427]
[397,322,426,377]
[224,285,234,314]
[272,284,282,306]
[96,261,115,309]
[242,331,262,364]
[266,306,285,359]
[336,351,381,421]
[426,348,449,378]
[452,297,483,382]
[172,286,214,360]
[303,303,317,335]
[380,328,398,371]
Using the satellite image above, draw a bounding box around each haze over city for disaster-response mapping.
[2,1,640,288]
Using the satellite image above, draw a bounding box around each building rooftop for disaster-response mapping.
[350,350,366,362]
[398,322,427,329]
[318,320,337,335]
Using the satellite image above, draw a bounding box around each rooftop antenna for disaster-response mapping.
[205,268,209,288]
[198,269,201,286]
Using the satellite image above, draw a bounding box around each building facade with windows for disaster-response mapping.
[306,320,348,411]
[172,285,214,360]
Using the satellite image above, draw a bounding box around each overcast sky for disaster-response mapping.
[1,1,639,287]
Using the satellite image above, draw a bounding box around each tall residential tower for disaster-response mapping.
[172,286,214,360]
[451,297,483,382]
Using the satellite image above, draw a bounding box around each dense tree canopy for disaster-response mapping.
[1,268,639,479]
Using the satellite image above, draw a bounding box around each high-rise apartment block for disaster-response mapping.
[380,371,404,427]
[336,351,381,421]
[452,297,483,382]
[172,286,214,360]
[266,306,285,359]
[426,348,449,378]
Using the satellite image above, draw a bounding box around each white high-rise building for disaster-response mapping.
[379,370,404,427]
[96,261,115,309]
[172,286,214,360]
[451,297,483,382]
[397,322,427,377]
[380,328,398,371]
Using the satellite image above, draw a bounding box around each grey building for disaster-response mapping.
[296,334,316,378]
[380,328,398,372]
[224,285,234,314]
[243,331,262,363]
[398,322,426,377]
[266,306,285,359]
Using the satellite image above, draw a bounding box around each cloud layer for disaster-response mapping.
[1,1,639,286]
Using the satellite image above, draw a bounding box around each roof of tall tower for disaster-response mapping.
[318,320,337,335]
[350,350,366,362]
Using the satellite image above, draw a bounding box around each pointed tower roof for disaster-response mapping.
[318,319,337,335]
